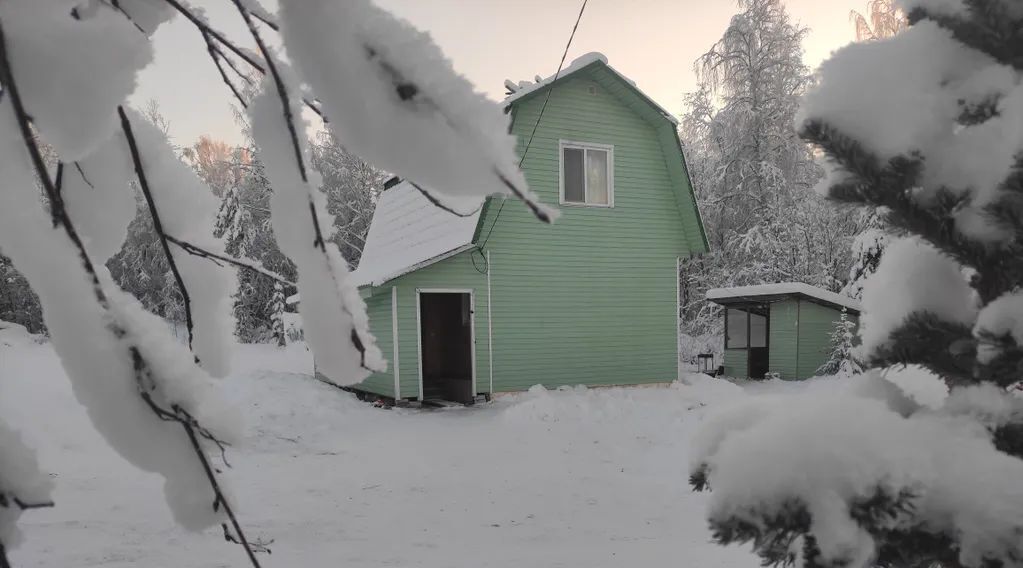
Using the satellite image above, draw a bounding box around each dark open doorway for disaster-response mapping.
[418,291,475,404]
[747,306,769,379]
[725,303,770,379]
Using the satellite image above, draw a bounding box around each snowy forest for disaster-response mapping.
[0,98,383,345]
[3,0,1023,567]
[677,0,907,358]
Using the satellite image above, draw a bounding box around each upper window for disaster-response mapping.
[560,141,614,207]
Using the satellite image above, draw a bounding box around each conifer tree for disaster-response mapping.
[270,280,286,348]
[692,2,1023,567]
[817,308,862,377]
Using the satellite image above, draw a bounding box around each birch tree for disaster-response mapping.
[679,0,857,339]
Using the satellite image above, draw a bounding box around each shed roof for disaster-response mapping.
[706,282,861,314]
[351,180,482,287]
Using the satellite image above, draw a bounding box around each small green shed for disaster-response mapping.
[340,52,709,404]
[706,283,860,380]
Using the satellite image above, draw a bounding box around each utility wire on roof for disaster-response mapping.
[474,0,589,265]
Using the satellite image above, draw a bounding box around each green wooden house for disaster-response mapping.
[706,283,860,380]
[346,53,708,404]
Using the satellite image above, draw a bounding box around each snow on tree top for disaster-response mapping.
[503,52,679,125]
[352,180,483,287]
[706,282,861,313]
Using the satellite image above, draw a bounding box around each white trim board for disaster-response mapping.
[676,257,682,380]
[390,286,400,399]
[486,251,494,395]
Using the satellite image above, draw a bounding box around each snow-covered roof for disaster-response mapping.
[352,180,483,287]
[706,282,861,314]
[503,52,680,125]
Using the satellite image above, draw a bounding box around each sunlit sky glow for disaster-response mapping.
[133,0,865,147]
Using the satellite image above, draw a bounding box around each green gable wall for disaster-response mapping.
[479,73,692,391]
[768,300,799,380]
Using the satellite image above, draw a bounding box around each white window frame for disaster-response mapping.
[558,139,615,208]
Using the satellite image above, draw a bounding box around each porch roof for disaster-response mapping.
[352,179,483,287]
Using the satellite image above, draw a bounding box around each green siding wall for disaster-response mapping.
[358,70,698,397]
[358,291,395,397]
[768,300,799,380]
[358,252,492,399]
[797,300,845,379]
[723,348,748,379]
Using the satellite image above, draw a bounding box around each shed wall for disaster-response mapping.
[723,348,749,379]
[768,300,799,380]
[797,300,845,378]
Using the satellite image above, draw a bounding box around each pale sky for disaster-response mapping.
[133,0,865,147]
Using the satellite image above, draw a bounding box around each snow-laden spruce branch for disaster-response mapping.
[693,2,1023,567]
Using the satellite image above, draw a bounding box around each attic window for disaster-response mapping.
[559,140,614,207]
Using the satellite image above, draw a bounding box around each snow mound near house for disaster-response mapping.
[502,377,744,427]
[0,322,42,348]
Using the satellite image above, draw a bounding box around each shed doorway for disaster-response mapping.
[725,304,770,379]
[417,291,476,404]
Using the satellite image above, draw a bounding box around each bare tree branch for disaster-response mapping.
[166,235,295,287]
[118,106,197,357]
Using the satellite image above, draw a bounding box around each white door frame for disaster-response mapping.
[390,286,400,399]
[415,288,477,401]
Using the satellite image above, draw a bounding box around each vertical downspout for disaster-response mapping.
[676,256,682,380]
[391,286,400,399]
[487,250,495,396]
[795,299,801,380]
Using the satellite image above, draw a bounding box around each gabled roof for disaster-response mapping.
[706,283,861,314]
[352,180,482,287]
[503,53,680,126]
[504,53,709,254]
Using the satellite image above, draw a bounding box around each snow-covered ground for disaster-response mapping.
[1,332,758,567]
